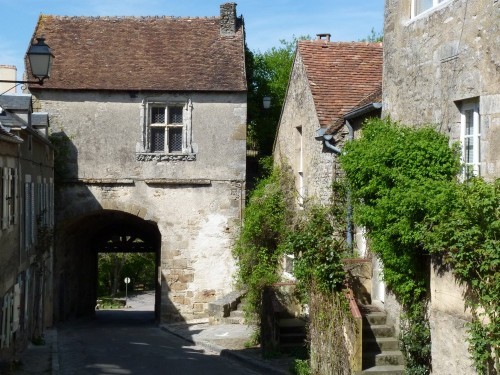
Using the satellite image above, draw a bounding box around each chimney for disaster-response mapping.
[220,3,237,36]
[0,65,17,94]
[316,33,331,42]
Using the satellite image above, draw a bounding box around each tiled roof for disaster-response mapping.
[0,94,32,111]
[28,14,246,92]
[297,40,383,128]
[0,125,23,144]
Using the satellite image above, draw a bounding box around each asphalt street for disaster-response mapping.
[54,293,264,375]
[56,310,262,375]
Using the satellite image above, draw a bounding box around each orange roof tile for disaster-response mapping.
[297,40,382,128]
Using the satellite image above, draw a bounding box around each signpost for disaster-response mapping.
[124,277,131,307]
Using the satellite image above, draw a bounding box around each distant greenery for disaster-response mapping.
[97,252,155,297]
[246,36,310,156]
[359,28,383,43]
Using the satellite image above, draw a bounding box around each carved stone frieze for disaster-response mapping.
[136,153,196,162]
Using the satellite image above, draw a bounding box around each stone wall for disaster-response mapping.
[34,90,246,322]
[383,0,499,372]
[274,53,336,206]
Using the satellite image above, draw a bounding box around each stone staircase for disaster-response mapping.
[221,300,246,324]
[360,305,405,374]
[276,317,307,351]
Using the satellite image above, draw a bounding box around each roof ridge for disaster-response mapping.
[41,14,220,21]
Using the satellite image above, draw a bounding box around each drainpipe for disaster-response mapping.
[345,121,354,252]
[315,125,353,251]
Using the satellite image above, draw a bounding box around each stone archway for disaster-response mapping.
[54,209,161,321]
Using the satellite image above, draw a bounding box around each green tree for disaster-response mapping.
[98,252,155,296]
[359,28,383,43]
[247,36,309,156]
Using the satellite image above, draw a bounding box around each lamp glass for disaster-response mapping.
[27,38,54,80]
[263,96,271,109]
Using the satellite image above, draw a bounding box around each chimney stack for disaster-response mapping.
[316,33,331,42]
[220,3,237,36]
[0,65,17,94]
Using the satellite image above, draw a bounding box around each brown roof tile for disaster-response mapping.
[28,14,246,92]
[297,40,382,128]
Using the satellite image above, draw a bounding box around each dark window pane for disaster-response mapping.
[152,107,165,123]
[151,128,165,152]
[168,127,183,152]
[169,107,183,124]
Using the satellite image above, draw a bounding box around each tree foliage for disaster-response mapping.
[246,36,309,155]
[98,252,156,297]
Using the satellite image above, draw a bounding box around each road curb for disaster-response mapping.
[51,328,59,375]
[160,325,290,375]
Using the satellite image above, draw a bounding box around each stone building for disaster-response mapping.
[383,0,499,373]
[0,93,54,366]
[27,3,247,322]
[274,35,383,207]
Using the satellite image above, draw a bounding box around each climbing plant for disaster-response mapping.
[339,117,461,374]
[233,158,294,328]
[424,177,499,373]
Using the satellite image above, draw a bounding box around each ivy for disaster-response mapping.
[339,118,460,373]
[233,158,294,326]
[424,178,499,373]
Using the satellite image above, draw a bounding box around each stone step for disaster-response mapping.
[363,350,405,367]
[277,318,306,328]
[219,316,245,324]
[363,337,400,351]
[360,365,405,374]
[230,309,244,318]
[363,312,387,325]
[363,324,394,338]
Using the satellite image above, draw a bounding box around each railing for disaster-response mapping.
[345,287,363,373]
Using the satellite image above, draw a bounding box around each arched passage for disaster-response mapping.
[54,209,161,321]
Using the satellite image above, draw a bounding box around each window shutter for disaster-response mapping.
[2,167,9,230]
[31,182,35,244]
[12,284,20,333]
[12,168,18,225]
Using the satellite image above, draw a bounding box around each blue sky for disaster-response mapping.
[0,0,384,81]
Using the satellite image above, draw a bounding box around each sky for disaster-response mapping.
[0,0,384,81]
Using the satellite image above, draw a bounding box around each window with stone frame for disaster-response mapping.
[411,0,448,17]
[150,106,184,153]
[460,99,481,177]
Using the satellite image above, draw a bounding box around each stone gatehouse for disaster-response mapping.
[27,3,247,322]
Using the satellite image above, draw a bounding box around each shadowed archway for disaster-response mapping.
[54,209,161,322]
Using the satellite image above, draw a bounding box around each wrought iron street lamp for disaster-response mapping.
[0,37,54,85]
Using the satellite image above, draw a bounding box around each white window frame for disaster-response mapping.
[460,100,481,177]
[411,0,449,18]
[148,103,187,154]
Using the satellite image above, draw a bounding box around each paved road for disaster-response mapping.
[57,309,262,375]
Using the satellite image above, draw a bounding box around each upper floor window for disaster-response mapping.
[412,0,448,17]
[137,99,195,162]
[150,106,183,153]
[460,100,481,177]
